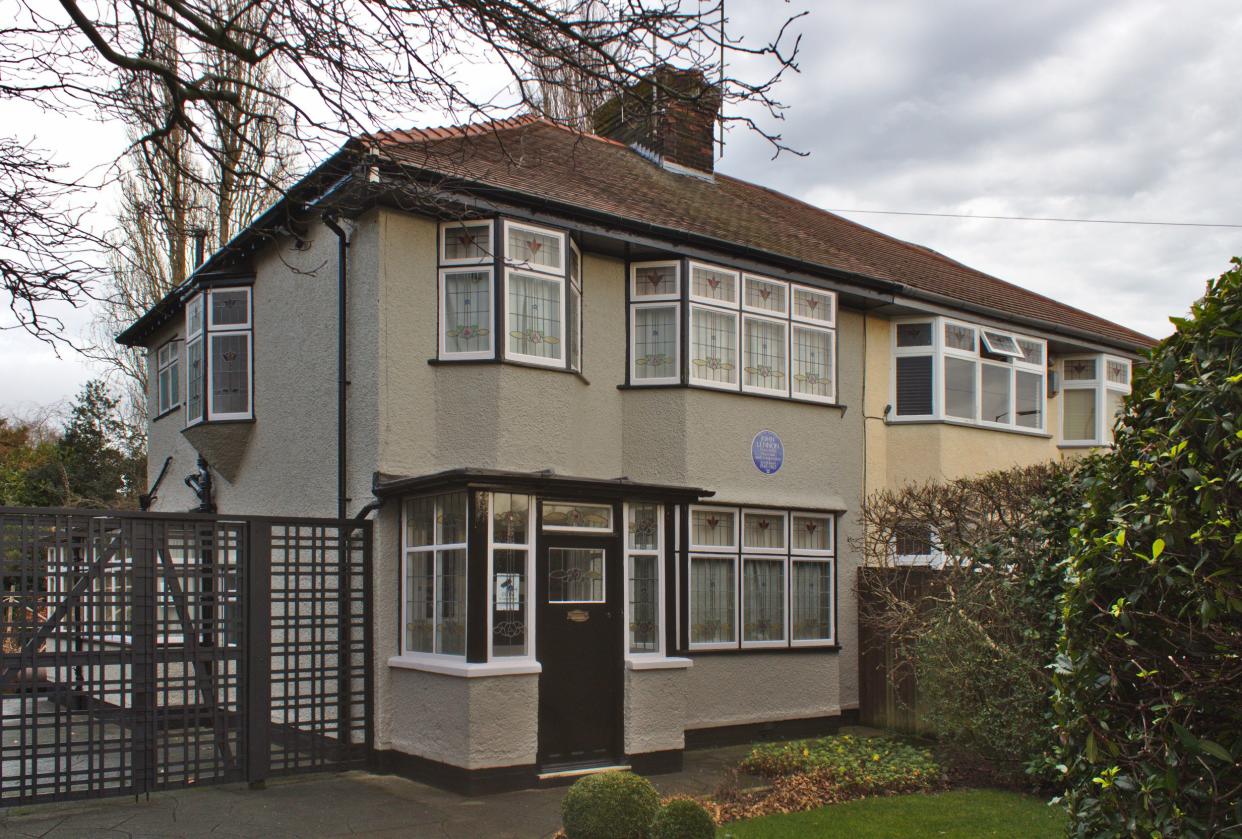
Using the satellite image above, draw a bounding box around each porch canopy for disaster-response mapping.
[372,468,714,504]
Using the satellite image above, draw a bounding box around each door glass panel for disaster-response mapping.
[543,503,613,531]
[548,547,605,602]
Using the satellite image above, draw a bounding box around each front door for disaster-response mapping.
[536,533,623,769]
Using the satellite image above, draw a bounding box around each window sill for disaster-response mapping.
[625,656,693,671]
[387,655,542,677]
[688,644,841,656]
[885,417,1051,439]
[428,357,590,386]
[184,417,256,428]
[1058,441,1110,450]
[153,404,182,422]
[617,383,846,412]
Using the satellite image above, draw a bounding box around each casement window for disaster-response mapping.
[625,502,664,656]
[633,259,837,403]
[155,339,180,416]
[687,505,835,651]
[437,218,582,373]
[184,286,252,425]
[1061,355,1131,446]
[891,316,1047,433]
[489,492,533,659]
[403,492,468,657]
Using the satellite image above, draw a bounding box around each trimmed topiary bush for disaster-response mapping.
[1054,259,1242,837]
[561,771,661,839]
[650,799,715,839]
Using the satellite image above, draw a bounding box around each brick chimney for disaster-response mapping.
[592,66,722,174]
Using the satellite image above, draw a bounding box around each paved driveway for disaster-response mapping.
[0,745,752,839]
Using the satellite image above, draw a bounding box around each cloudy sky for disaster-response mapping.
[3,0,1240,414]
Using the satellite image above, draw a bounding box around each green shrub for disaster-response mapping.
[1054,259,1242,837]
[650,799,715,839]
[561,771,661,839]
[741,734,941,791]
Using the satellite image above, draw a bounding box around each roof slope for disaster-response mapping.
[374,117,1154,349]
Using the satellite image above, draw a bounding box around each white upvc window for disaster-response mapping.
[440,219,493,265]
[689,303,739,389]
[891,316,1047,433]
[630,301,680,384]
[156,339,180,416]
[185,286,253,425]
[504,219,565,276]
[402,492,468,658]
[568,239,583,373]
[625,502,665,657]
[631,261,681,301]
[742,314,788,397]
[505,267,565,367]
[489,492,534,660]
[439,267,495,360]
[1061,355,1131,446]
[687,504,836,651]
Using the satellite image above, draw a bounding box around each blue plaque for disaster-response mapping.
[751,429,784,475]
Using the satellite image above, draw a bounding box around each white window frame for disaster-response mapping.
[541,501,615,533]
[741,509,788,555]
[630,260,681,301]
[791,283,836,327]
[206,287,252,331]
[182,286,254,424]
[568,239,583,373]
[629,300,681,385]
[401,493,469,660]
[205,330,254,421]
[791,323,837,404]
[742,273,790,316]
[1060,354,1131,446]
[487,492,536,663]
[438,266,496,360]
[503,219,565,276]
[503,266,566,369]
[624,502,665,660]
[184,295,205,426]
[741,313,790,398]
[980,328,1023,359]
[890,316,1047,433]
[156,339,180,416]
[789,512,834,558]
[688,302,740,391]
[688,552,740,651]
[688,504,740,553]
[687,261,739,307]
[740,554,789,649]
[440,219,494,266]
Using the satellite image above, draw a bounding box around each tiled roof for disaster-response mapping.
[372,117,1155,350]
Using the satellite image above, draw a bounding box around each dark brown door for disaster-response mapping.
[536,533,623,769]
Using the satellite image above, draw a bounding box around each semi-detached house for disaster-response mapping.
[118,70,1154,792]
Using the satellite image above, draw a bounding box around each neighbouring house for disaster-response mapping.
[117,68,1154,792]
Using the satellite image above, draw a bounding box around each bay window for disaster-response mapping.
[184,286,252,424]
[1061,355,1131,445]
[632,259,837,403]
[892,316,1047,433]
[687,505,835,651]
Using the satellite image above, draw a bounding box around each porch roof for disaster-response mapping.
[372,468,714,504]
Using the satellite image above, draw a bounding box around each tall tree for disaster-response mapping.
[1,0,803,339]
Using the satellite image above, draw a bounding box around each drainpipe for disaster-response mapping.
[322,212,350,520]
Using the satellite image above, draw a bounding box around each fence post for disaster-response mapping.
[245,520,272,788]
[130,517,158,799]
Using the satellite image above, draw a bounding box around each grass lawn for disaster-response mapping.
[717,789,1066,839]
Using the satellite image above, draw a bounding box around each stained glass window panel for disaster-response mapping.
[209,333,250,415]
[210,289,249,327]
[405,497,436,546]
[1016,370,1043,429]
[690,306,737,386]
[507,223,563,272]
[444,221,491,262]
[442,269,492,355]
[743,317,787,392]
[1063,358,1097,381]
[897,322,932,347]
[492,493,529,545]
[568,282,581,371]
[628,503,660,550]
[633,263,678,298]
[1018,338,1044,365]
[743,512,786,550]
[743,559,785,643]
[543,503,613,530]
[791,561,832,641]
[548,548,605,602]
[492,548,527,657]
[508,270,562,361]
[744,276,788,314]
[406,552,434,653]
[186,338,203,422]
[629,554,659,653]
[186,294,203,336]
[792,325,833,400]
[1107,359,1130,385]
[437,492,468,544]
[944,356,977,420]
[690,263,737,303]
[944,323,976,352]
[690,556,735,644]
[436,548,467,655]
[633,305,678,380]
[792,514,831,552]
[792,286,834,324]
[690,508,736,549]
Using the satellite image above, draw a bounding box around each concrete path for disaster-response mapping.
[0,745,752,839]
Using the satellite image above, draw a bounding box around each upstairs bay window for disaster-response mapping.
[437,218,581,373]
[629,259,837,404]
[185,286,252,425]
[1061,355,1131,446]
[892,317,1046,433]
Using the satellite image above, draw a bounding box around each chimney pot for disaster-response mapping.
[593,66,721,174]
